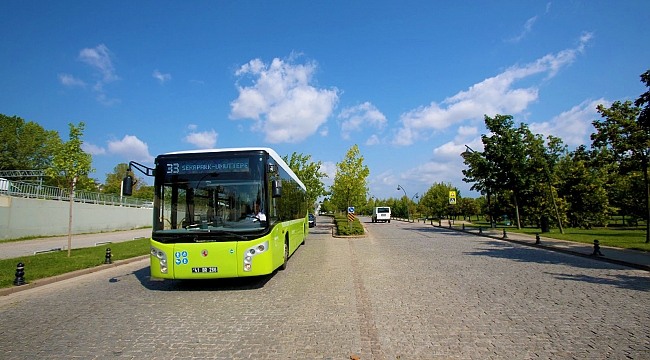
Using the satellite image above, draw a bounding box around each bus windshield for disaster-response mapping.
[153,153,268,242]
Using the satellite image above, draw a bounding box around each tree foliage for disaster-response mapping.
[329,144,370,211]
[0,114,59,174]
[282,152,328,212]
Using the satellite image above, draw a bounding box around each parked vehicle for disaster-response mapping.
[308,213,316,227]
[372,207,391,223]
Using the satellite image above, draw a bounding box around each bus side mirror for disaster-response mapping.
[272,180,282,198]
[122,175,133,196]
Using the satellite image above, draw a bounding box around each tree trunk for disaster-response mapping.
[549,184,564,234]
[513,192,521,230]
[643,156,650,244]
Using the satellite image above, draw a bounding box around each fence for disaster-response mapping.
[0,179,149,208]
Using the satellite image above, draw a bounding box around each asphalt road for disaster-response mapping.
[0,216,648,359]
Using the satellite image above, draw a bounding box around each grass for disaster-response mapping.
[462,221,650,252]
[0,238,150,289]
[333,215,365,236]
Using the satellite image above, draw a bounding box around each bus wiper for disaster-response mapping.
[191,229,247,240]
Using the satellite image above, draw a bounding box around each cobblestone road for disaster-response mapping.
[0,216,648,359]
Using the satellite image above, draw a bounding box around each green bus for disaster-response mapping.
[124,148,308,279]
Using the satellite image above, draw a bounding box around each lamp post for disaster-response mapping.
[397,184,411,222]
[412,192,419,221]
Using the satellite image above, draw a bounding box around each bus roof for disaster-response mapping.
[161,147,306,191]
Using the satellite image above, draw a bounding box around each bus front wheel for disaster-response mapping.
[280,239,289,270]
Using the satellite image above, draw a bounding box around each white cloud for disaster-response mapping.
[529,99,605,146]
[365,134,380,146]
[507,15,538,43]
[107,135,154,163]
[76,44,120,104]
[187,124,198,130]
[58,74,86,87]
[229,56,340,143]
[184,130,218,149]
[81,142,106,155]
[338,102,387,139]
[153,69,172,84]
[319,161,336,188]
[392,33,593,146]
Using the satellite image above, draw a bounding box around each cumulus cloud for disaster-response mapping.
[392,33,593,146]
[338,102,387,139]
[529,99,605,146]
[184,130,218,149]
[152,69,172,84]
[229,56,340,143]
[58,74,86,87]
[107,135,154,163]
[81,142,106,155]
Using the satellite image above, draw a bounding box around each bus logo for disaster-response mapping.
[201,250,208,257]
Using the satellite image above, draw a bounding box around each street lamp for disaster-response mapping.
[397,184,411,222]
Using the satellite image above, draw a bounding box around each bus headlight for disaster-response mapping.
[151,246,168,274]
[243,241,269,272]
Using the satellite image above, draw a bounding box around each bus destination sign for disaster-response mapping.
[166,158,250,175]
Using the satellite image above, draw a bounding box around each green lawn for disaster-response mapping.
[0,238,150,289]
[463,221,650,252]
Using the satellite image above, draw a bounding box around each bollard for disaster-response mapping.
[503,229,508,239]
[105,248,112,264]
[448,220,452,229]
[438,219,441,227]
[592,240,604,256]
[478,227,483,235]
[13,262,26,286]
[462,223,465,230]
[535,233,541,245]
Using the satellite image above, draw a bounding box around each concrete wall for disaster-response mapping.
[0,195,152,240]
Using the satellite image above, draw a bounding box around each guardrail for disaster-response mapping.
[0,179,148,208]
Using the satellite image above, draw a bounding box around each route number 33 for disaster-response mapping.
[167,163,180,174]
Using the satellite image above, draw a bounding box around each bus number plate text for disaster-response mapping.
[192,267,218,273]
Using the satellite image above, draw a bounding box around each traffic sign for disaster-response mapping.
[449,191,457,205]
[348,206,355,214]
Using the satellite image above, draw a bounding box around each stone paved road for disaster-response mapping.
[0,215,648,359]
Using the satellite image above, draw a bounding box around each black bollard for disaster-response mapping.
[105,248,112,264]
[592,240,604,256]
[462,223,465,230]
[535,233,541,245]
[478,227,483,235]
[14,262,26,286]
[503,229,508,239]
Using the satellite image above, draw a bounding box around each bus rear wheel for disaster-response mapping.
[280,240,289,270]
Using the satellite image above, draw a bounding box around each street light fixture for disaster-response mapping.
[397,184,411,222]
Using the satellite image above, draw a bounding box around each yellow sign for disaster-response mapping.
[449,191,457,205]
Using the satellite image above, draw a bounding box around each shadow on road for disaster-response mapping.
[131,266,275,291]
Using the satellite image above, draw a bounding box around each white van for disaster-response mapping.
[372,206,391,223]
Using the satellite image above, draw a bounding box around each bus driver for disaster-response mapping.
[248,201,266,222]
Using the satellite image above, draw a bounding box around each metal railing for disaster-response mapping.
[0,179,149,208]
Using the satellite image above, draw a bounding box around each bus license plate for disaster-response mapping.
[192,267,218,273]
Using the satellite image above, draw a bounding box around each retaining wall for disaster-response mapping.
[0,195,152,240]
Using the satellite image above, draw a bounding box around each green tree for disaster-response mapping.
[0,114,59,174]
[329,144,370,212]
[282,152,328,213]
[46,122,95,257]
[419,182,457,219]
[592,70,650,241]
[458,197,479,221]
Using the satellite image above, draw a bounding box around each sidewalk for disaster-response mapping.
[0,228,152,260]
[405,219,650,272]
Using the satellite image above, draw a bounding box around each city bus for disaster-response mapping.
[123,148,308,279]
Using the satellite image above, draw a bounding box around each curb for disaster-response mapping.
[0,255,149,297]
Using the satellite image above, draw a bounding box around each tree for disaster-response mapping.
[46,122,95,257]
[329,144,370,212]
[103,163,152,200]
[282,152,328,212]
[419,182,457,219]
[0,114,59,174]
[592,70,650,242]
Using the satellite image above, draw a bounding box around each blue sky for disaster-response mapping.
[1,1,648,201]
